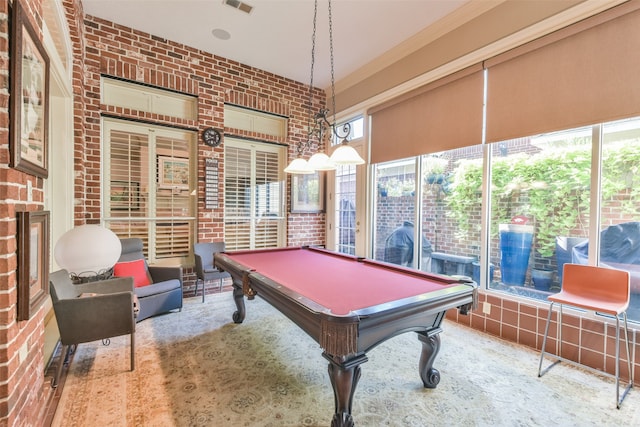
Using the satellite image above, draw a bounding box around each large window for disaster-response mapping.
[224,138,286,250]
[475,118,639,321]
[373,147,483,275]
[372,118,640,323]
[365,2,640,340]
[485,132,593,298]
[599,118,640,320]
[102,119,196,263]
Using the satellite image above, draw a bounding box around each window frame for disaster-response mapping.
[223,137,287,250]
[101,118,197,264]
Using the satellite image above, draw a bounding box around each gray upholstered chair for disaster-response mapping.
[194,242,230,302]
[116,238,183,321]
[50,269,136,388]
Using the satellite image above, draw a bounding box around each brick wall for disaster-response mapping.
[0,0,56,425]
[81,15,327,292]
[82,13,325,235]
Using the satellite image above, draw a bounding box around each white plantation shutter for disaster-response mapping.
[225,145,252,249]
[224,138,285,250]
[103,119,196,263]
[102,77,197,121]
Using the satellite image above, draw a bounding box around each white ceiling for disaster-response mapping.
[82,0,471,89]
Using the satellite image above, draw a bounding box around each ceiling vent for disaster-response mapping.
[223,0,253,14]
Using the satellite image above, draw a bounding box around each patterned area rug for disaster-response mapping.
[52,292,640,426]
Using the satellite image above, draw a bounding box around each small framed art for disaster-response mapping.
[158,156,189,189]
[291,172,325,213]
[17,210,50,321]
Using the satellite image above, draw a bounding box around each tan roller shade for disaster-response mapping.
[485,1,640,143]
[369,65,484,164]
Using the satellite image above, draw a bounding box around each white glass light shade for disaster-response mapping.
[284,157,315,174]
[54,225,122,276]
[329,144,365,165]
[307,152,336,171]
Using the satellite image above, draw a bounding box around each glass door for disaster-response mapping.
[326,117,367,257]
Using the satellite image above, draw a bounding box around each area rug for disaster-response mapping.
[52,292,640,426]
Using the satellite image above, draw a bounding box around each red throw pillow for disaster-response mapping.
[113,259,152,288]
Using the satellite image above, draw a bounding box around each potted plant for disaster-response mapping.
[531,267,555,291]
[378,183,388,197]
[423,156,448,185]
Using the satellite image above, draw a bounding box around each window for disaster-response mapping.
[102,119,196,263]
[224,138,286,250]
[331,116,364,145]
[373,159,419,267]
[334,164,356,255]
[371,119,640,324]
[477,118,640,322]
[373,147,484,275]
[599,118,640,321]
[101,77,197,121]
[225,105,287,138]
[486,132,592,298]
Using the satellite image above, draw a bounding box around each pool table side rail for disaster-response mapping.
[360,257,462,284]
[310,246,466,288]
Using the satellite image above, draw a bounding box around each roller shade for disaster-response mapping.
[369,65,484,164]
[485,1,640,143]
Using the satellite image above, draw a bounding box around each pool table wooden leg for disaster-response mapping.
[231,285,246,323]
[417,328,442,388]
[324,353,368,427]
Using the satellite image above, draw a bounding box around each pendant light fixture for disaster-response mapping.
[284,0,365,174]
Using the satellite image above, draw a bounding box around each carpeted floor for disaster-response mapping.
[52,292,639,426]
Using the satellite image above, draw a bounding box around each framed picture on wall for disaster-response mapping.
[158,156,189,189]
[9,0,50,179]
[16,210,50,321]
[291,172,325,213]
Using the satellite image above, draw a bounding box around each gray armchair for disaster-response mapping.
[194,242,230,302]
[50,269,136,388]
[117,238,183,321]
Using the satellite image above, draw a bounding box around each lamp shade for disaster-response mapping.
[54,225,122,277]
[329,144,365,165]
[307,152,337,171]
[284,157,315,174]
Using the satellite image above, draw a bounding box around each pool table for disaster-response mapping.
[214,246,477,427]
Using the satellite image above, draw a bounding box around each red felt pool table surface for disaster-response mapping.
[223,246,463,315]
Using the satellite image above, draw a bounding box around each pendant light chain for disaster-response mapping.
[303,0,319,157]
[328,0,336,127]
[327,0,351,142]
